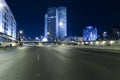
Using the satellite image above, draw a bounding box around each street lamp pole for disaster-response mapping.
[18,30,23,42]
[103,32,107,40]
[18,30,23,40]
[117,32,120,40]
[18,30,23,46]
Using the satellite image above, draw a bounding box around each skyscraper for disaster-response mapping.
[46,7,58,42]
[58,7,67,39]
[44,6,67,42]
[0,0,16,41]
[83,26,97,41]
[44,14,47,38]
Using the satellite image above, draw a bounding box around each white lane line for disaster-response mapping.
[37,54,40,61]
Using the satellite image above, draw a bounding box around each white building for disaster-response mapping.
[0,0,16,41]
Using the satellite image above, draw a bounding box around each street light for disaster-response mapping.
[110,40,115,44]
[103,32,106,34]
[96,41,100,45]
[17,30,23,46]
[103,32,107,40]
[35,37,39,40]
[19,30,23,34]
[18,30,23,42]
[90,42,93,45]
[19,30,23,39]
[102,41,106,45]
[117,32,120,39]
[81,42,84,45]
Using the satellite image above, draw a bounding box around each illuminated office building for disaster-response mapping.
[58,7,67,39]
[0,0,16,41]
[83,26,97,41]
[44,14,47,38]
[46,7,58,42]
[44,6,67,42]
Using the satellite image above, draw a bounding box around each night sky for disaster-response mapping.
[6,0,120,38]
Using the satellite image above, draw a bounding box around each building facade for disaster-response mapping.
[0,0,16,41]
[44,6,67,42]
[83,26,97,41]
[109,25,120,40]
[44,14,47,38]
[58,7,67,39]
[46,7,58,42]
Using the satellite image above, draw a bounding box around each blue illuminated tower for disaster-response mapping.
[44,14,48,38]
[46,7,58,42]
[58,7,67,39]
[44,6,67,42]
[83,26,97,41]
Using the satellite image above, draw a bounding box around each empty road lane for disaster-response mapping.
[0,46,120,80]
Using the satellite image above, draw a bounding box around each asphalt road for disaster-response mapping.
[0,46,120,80]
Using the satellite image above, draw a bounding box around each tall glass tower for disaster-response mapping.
[44,6,67,42]
[44,14,47,38]
[58,7,67,39]
[46,7,58,42]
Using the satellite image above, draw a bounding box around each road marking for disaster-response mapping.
[37,54,40,61]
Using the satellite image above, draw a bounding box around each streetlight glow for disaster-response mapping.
[96,41,100,45]
[110,41,115,44]
[35,37,39,40]
[102,41,106,45]
[85,42,88,44]
[103,32,106,34]
[81,42,84,45]
[90,42,93,44]
[103,32,107,40]
[19,30,23,34]
[102,41,106,44]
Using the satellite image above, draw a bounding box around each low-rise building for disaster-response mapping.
[83,26,97,41]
